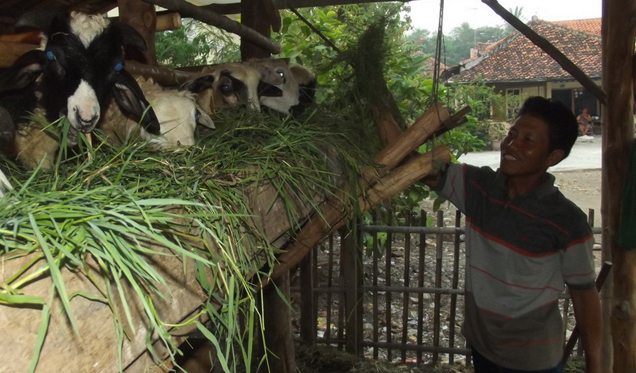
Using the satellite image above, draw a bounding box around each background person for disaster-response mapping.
[577,107,593,136]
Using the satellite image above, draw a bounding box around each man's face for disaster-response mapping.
[500,114,562,178]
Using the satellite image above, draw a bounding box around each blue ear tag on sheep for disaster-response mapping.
[46,51,55,61]
[114,62,124,72]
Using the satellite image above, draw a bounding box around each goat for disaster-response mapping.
[100,76,214,150]
[181,63,263,114]
[246,59,316,116]
[0,11,159,169]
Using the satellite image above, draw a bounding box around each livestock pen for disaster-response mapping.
[292,208,606,368]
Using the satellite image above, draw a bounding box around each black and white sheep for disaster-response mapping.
[0,11,159,169]
[100,76,214,150]
[246,59,316,116]
[181,62,263,114]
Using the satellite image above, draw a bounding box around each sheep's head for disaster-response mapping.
[247,59,316,116]
[4,11,159,145]
[182,63,262,114]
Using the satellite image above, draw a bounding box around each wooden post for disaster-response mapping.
[118,0,158,66]
[241,0,278,60]
[143,0,281,55]
[259,272,296,373]
[341,225,363,356]
[299,254,316,343]
[602,0,636,372]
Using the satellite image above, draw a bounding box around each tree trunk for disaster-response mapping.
[602,0,636,371]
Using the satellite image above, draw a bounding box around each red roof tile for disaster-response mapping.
[455,18,601,84]
[551,18,601,36]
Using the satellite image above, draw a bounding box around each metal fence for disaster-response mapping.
[291,208,603,367]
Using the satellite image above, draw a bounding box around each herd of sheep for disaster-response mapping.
[0,11,316,197]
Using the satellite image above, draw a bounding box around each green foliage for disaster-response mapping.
[155,19,239,67]
[0,108,372,372]
[406,22,508,66]
[447,79,506,148]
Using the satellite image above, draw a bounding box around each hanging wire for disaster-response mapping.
[431,0,445,104]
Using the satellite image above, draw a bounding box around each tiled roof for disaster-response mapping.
[455,18,602,84]
[551,18,601,37]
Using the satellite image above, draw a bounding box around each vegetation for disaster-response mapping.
[155,18,240,67]
[0,109,372,373]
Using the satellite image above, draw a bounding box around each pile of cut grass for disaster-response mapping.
[0,106,376,373]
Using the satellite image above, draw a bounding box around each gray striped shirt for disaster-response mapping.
[436,163,596,370]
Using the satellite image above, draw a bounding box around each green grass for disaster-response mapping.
[0,107,375,373]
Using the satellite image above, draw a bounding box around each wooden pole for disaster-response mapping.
[602,0,636,372]
[481,0,607,105]
[142,0,282,55]
[342,224,363,356]
[241,0,274,59]
[269,145,452,281]
[118,0,158,66]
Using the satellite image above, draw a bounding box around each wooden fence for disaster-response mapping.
[291,208,603,367]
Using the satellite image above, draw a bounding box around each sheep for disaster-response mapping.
[100,76,214,150]
[246,59,316,116]
[181,62,264,114]
[0,11,159,170]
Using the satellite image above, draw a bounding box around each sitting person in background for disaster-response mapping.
[577,107,593,136]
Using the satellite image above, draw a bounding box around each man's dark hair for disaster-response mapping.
[517,96,579,159]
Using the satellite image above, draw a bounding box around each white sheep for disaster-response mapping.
[0,169,12,198]
[100,77,214,150]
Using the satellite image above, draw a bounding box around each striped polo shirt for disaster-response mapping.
[436,163,596,370]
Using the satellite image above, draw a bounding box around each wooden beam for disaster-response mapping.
[142,0,281,55]
[118,0,157,66]
[481,0,607,105]
[241,0,274,59]
[602,0,636,371]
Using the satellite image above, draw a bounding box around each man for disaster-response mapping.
[424,97,601,372]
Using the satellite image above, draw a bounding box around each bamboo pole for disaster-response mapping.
[361,103,451,185]
[481,0,607,105]
[142,0,281,55]
[602,0,636,371]
[269,145,452,280]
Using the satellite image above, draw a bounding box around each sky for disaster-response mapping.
[407,0,602,32]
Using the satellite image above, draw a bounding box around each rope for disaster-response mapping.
[431,0,445,104]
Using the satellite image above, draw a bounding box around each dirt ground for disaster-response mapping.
[552,169,602,227]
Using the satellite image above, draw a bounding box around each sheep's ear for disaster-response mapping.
[181,75,214,94]
[114,22,148,52]
[257,81,283,97]
[0,50,47,93]
[14,6,66,34]
[112,69,160,135]
[196,108,215,129]
[255,64,285,86]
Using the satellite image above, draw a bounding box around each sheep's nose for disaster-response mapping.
[75,112,100,133]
